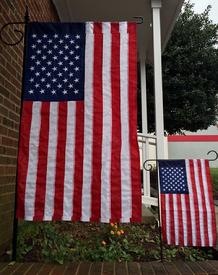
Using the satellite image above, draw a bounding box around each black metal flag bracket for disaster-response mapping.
[0,6,29,46]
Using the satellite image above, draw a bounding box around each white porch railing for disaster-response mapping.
[137,133,158,206]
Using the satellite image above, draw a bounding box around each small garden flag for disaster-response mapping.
[159,159,216,247]
[17,22,141,223]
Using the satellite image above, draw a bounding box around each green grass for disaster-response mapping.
[211,168,218,199]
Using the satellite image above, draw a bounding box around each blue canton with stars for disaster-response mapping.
[159,160,189,194]
[24,22,85,101]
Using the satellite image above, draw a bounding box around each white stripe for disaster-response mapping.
[43,102,58,220]
[25,102,41,220]
[186,160,197,245]
[81,22,94,221]
[193,159,205,246]
[201,159,213,246]
[120,22,131,222]
[62,102,76,220]
[165,194,171,244]
[173,195,179,245]
[181,194,188,246]
[101,23,112,223]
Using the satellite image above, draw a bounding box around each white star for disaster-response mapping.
[69,50,74,55]
[75,45,80,49]
[46,84,51,88]
[59,50,63,55]
[46,72,51,77]
[74,78,79,83]
[37,39,42,43]
[59,39,63,44]
[52,67,57,71]
[47,61,52,66]
[35,72,40,76]
[63,67,68,72]
[31,55,36,60]
[58,72,63,77]
[28,90,34,94]
[63,90,67,94]
[74,67,79,71]
[69,61,74,66]
[48,39,52,44]
[41,67,46,71]
[63,78,68,83]
[70,40,74,44]
[30,78,34,82]
[57,84,62,88]
[39,89,45,94]
[43,45,47,49]
[41,78,45,82]
[30,66,35,71]
[42,56,46,60]
[64,56,68,60]
[52,78,57,82]
[68,84,73,88]
[32,34,37,38]
[51,90,56,94]
[54,34,58,38]
[74,89,79,94]
[53,45,58,49]
[76,34,80,39]
[69,73,74,77]
[58,61,63,66]
[53,56,58,60]
[35,83,39,88]
[65,34,70,39]
[31,44,36,49]
[64,45,69,49]
[36,50,41,54]
[48,50,52,54]
[36,60,41,65]
[43,34,48,38]
[75,55,80,60]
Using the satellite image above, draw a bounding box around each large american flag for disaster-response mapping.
[16,22,141,222]
[159,159,216,247]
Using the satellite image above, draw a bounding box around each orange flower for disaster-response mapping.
[117,231,121,236]
[101,240,106,246]
[114,224,118,229]
[120,230,124,234]
[110,230,115,235]
[110,223,114,227]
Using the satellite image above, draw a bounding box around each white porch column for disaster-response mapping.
[140,60,150,197]
[151,0,165,159]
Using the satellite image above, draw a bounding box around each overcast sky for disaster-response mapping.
[190,0,218,23]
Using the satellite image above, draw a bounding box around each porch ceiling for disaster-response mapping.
[52,0,184,63]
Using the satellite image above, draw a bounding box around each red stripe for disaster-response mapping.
[189,160,201,246]
[53,102,67,220]
[33,102,50,220]
[72,102,84,221]
[17,102,33,219]
[169,194,175,245]
[197,160,209,246]
[128,23,141,222]
[168,135,218,142]
[110,23,121,222]
[205,160,217,247]
[177,195,184,246]
[90,23,103,222]
[161,194,167,242]
[184,194,192,246]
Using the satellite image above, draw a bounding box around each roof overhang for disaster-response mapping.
[52,0,184,63]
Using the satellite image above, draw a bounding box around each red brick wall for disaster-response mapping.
[0,0,58,258]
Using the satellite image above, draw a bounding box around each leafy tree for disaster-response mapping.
[142,2,218,134]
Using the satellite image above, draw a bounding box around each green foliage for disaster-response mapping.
[17,221,214,263]
[144,1,218,134]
